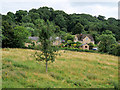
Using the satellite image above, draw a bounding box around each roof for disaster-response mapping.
[28,37,39,41]
[28,36,61,41]
[75,34,94,41]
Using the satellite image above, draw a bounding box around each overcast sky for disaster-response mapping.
[0,0,119,19]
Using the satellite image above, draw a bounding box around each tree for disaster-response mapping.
[2,21,30,48]
[113,44,120,56]
[15,10,27,23]
[13,26,30,48]
[2,21,14,48]
[22,15,31,23]
[28,12,40,23]
[97,15,106,21]
[26,27,34,36]
[98,34,117,53]
[64,33,74,41]
[102,30,115,37]
[54,14,67,29]
[72,23,84,34]
[37,7,53,21]
[35,20,58,72]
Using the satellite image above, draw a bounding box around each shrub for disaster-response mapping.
[88,43,94,50]
[67,40,72,44]
[59,47,96,53]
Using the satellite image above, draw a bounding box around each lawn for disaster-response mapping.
[2,48,119,88]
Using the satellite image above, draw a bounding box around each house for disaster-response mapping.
[74,34,94,44]
[25,36,61,47]
[79,43,89,50]
[74,34,95,50]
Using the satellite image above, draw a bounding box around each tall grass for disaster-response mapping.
[2,48,119,88]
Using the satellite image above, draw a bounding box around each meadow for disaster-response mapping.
[2,48,118,88]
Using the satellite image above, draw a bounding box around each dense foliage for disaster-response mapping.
[1,6,120,56]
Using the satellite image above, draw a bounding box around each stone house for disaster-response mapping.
[74,34,95,50]
[25,36,61,47]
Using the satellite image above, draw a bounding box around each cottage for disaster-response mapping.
[74,34,94,44]
[74,34,95,50]
[25,36,61,47]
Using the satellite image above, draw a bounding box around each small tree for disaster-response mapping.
[35,20,58,72]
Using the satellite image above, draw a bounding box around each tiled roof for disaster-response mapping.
[75,34,94,41]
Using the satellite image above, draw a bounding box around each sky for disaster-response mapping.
[0,0,119,19]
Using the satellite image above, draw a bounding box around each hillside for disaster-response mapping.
[2,48,118,88]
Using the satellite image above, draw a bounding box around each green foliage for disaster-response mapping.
[2,21,30,48]
[97,15,106,21]
[67,40,72,44]
[13,26,30,47]
[15,10,27,23]
[88,43,94,50]
[102,30,115,37]
[34,20,58,72]
[72,23,84,34]
[2,21,15,48]
[110,44,120,56]
[98,34,117,53]
[26,27,34,36]
[54,14,67,29]
[60,47,96,53]
[63,33,74,41]
[1,6,120,56]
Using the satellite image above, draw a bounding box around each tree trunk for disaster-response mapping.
[46,61,48,72]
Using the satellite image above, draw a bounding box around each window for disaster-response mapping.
[86,38,88,40]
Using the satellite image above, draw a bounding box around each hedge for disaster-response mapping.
[59,47,99,53]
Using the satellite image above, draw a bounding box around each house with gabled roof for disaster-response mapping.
[74,34,95,50]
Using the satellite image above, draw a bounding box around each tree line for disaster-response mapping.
[1,6,120,56]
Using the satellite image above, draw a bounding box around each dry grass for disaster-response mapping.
[2,48,119,88]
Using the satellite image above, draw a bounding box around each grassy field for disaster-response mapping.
[2,48,119,88]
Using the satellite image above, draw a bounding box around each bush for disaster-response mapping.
[34,45,41,50]
[59,47,96,53]
[28,45,34,49]
[88,43,94,50]
[67,40,72,44]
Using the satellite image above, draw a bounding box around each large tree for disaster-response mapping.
[98,32,117,53]
[2,21,30,48]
